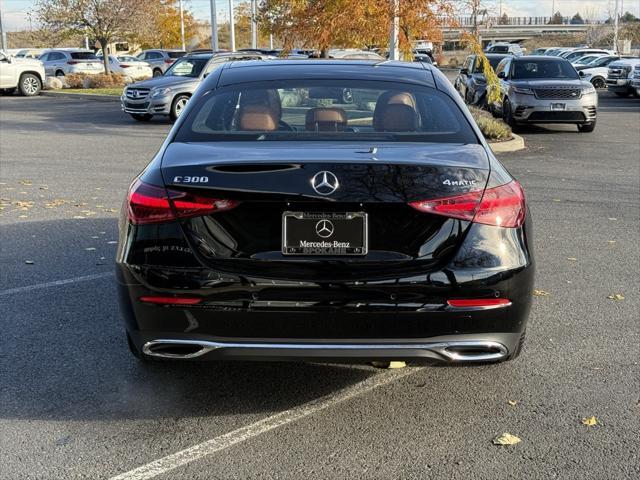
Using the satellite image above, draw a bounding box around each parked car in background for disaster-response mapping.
[39,49,103,77]
[606,58,640,97]
[631,65,640,97]
[98,55,152,79]
[577,56,622,89]
[122,52,271,121]
[14,48,45,59]
[454,53,509,107]
[571,54,607,66]
[490,56,597,132]
[531,48,548,55]
[0,51,45,96]
[544,48,573,57]
[560,49,613,63]
[485,42,524,56]
[136,49,186,77]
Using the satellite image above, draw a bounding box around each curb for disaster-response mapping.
[489,133,525,153]
[41,90,120,102]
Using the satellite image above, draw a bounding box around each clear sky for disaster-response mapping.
[1,0,639,31]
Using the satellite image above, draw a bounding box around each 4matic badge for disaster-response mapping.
[442,179,477,187]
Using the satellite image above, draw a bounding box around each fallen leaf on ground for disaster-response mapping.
[607,294,624,301]
[492,433,521,445]
[533,290,550,296]
[25,260,34,265]
[18,180,32,185]
[581,416,598,426]
[607,240,616,244]
[567,257,577,261]
[371,361,406,369]
[84,247,96,251]
[608,217,617,221]
[507,400,517,406]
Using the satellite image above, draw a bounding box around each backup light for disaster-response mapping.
[408,181,525,228]
[127,179,238,225]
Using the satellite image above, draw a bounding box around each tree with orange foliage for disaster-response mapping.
[259,0,453,58]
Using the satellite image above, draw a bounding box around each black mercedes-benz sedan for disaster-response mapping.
[117,60,534,364]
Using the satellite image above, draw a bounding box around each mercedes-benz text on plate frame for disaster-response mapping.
[282,212,368,256]
[117,60,534,365]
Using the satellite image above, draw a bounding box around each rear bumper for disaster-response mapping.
[116,216,534,362]
[137,334,520,363]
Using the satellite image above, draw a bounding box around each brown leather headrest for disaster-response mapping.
[375,104,418,132]
[240,89,282,120]
[305,107,348,131]
[373,91,418,130]
[238,104,278,131]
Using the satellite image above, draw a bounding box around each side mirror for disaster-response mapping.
[578,70,585,77]
[497,71,507,79]
[459,68,468,75]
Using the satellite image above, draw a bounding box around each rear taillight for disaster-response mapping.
[447,298,511,308]
[67,60,79,65]
[127,179,238,225]
[120,64,131,68]
[408,180,525,228]
[140,296,202,305]
[164,59,174,64]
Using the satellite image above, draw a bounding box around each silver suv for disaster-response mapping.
[122,52,270,121]
[39,49,103,77]
[136,49,185,77]
[490,56,598,133]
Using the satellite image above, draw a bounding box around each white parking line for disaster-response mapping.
[109,366,419,480]
[0,272,114,297]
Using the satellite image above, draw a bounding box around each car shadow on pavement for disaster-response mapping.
[0,218,376,422]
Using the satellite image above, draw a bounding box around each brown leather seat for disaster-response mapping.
[238,104,278,131]
[305,107,348,131]
[373,91,419,132]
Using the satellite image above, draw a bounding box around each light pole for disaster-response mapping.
[179,0,186,51]
[613,0,619,53]
[0,0,6,51]
[228,0,236,51]
[389,0,400,60]
[251,0,258,49]
[209,0,218,51]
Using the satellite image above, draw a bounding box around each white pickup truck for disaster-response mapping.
[0,51,45,96]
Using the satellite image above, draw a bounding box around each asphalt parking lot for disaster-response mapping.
[1,92,639,479]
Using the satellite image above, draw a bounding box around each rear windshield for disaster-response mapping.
[174,80,478,144]
[168,51,186,58]
[512,60,579,79]
[70,52,99,60]
[488,46,508,53]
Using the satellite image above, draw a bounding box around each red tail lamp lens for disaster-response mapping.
[408,181,525,228]
[139,296,202,305]
[447,298,511,308]
[127,179,238,225]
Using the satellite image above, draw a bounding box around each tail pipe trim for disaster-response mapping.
[142,339,509,362]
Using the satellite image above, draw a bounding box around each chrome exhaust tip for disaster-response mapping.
[142,339,509,362]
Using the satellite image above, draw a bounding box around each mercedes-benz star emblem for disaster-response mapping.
[315,219,334,238]
[311,171,339,196]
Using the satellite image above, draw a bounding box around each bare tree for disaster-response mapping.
[34,0,153,74]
